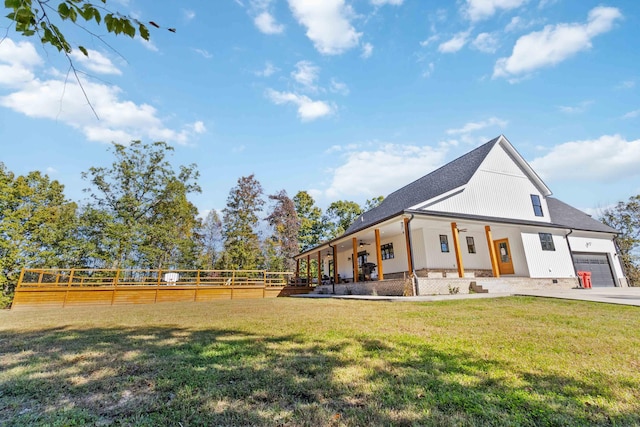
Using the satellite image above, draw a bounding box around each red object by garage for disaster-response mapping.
[577,271,592,288]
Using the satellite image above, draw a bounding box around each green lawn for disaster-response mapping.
[1,297,639,426]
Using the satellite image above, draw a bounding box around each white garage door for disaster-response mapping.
[573,253,616,287]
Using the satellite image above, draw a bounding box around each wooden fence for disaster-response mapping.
[11,268,313,310]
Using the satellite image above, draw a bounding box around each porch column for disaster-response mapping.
[317,251,322,285]
[404,218,413,274]
[295,259,300,283]
[375,228,384,280]
[332,245,338,284]
[485,226,500,278]
[451,222,465,278]
[352,237,358,282]
[306,254,311,285]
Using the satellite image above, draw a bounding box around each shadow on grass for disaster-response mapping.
[1,325,638,426]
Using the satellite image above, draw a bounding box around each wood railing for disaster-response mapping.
[12,269,312,309]
[17,268,294,288]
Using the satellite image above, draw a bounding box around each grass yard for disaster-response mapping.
[1,297,639,426]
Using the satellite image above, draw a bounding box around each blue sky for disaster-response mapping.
[1,0,639,217]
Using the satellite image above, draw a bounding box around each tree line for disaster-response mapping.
[0,141,383,305]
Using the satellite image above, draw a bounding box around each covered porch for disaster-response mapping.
[293,213,528,294]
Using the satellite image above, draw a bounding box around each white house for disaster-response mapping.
[295,135,626,294]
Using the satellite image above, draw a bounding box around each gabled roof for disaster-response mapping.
[547,197,617,233]
[345,136,501,235]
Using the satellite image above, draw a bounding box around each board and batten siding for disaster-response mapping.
[568,233,624,279]
[520,231,575,278]
[418,143,551,223]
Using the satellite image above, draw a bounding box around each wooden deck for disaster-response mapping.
[11,268,313,310]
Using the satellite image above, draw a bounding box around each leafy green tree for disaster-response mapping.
[293,191,323,251]
[221,175,265,270]
[364,196,384,211]
[5,0,150,56]
[81,141,201,270]
[601,196,640,286]
[199,210,223,270]
[0,164,80,299]
[322,200,363,239]
[265,190,300,272]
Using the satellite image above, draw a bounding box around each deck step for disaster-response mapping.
[469,281,489,293]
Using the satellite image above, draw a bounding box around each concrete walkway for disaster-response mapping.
[293,287,640,307]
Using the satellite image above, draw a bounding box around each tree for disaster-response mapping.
[364,196,384,211]
[322,200,363,240]
[0,164,80,299]
[265,190,300,272]
[5,0,150,56]
[600,196,640,286]
[81,141,201,270]
[221,175,265,270]
[293,191,323,251]
[199,210,223,270]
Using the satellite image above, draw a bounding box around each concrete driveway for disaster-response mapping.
[513,287,640,307]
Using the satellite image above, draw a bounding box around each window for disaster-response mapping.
[380,243,394,260]
[466,236,476,254]
[539,233,555,251]
[531,194,544,217]
[440,235,449,252]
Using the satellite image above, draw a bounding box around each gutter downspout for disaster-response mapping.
[406,214,417,296]
[328,242,336,295]
[565,229,580,287]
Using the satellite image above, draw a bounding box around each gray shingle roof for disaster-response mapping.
[345,136,501,235]
[342,135,616,237]
[546,197,617,233]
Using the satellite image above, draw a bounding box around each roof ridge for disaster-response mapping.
[384,135,501,199]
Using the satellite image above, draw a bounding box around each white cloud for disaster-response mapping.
[446,117,508,135]
[464,0,528,22]
[70,49,122,75]
[438,30,471,53]
[190,121,207,134]
[371,0,403,5]
[46,167,58,174]
[288,0,361,55]
[312,143,449,200]
[422,62,435,78]
[254,11,285,34]
[183,9,196,21]
[623,110,640,119]
[472,32,499,53]
[265,89,334,121]
[192,48,213,59]
[330,79,349,95]
[361,42,374,58]
[530,135,640,181]
[505,16,522,32]
[494,6,622,79]
[255,61,278,77]
[616,80,636,90]
[0,39,203,145]
[558,100,593,114]
[420,34,439,47]
[137,36,159,52]
[291,60,320,90]
[0,39,40,87]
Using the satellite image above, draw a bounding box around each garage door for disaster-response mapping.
[573,253,616,287]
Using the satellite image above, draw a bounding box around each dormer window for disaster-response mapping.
[531,194,543,217]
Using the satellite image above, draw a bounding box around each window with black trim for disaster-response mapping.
[539,233,555,251]
[440,235,449,252]
[380,243,394,260]
[466,236,476,254]
[531,194,544,217]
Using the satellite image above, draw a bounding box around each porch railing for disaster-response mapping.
[17,268,295,288]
